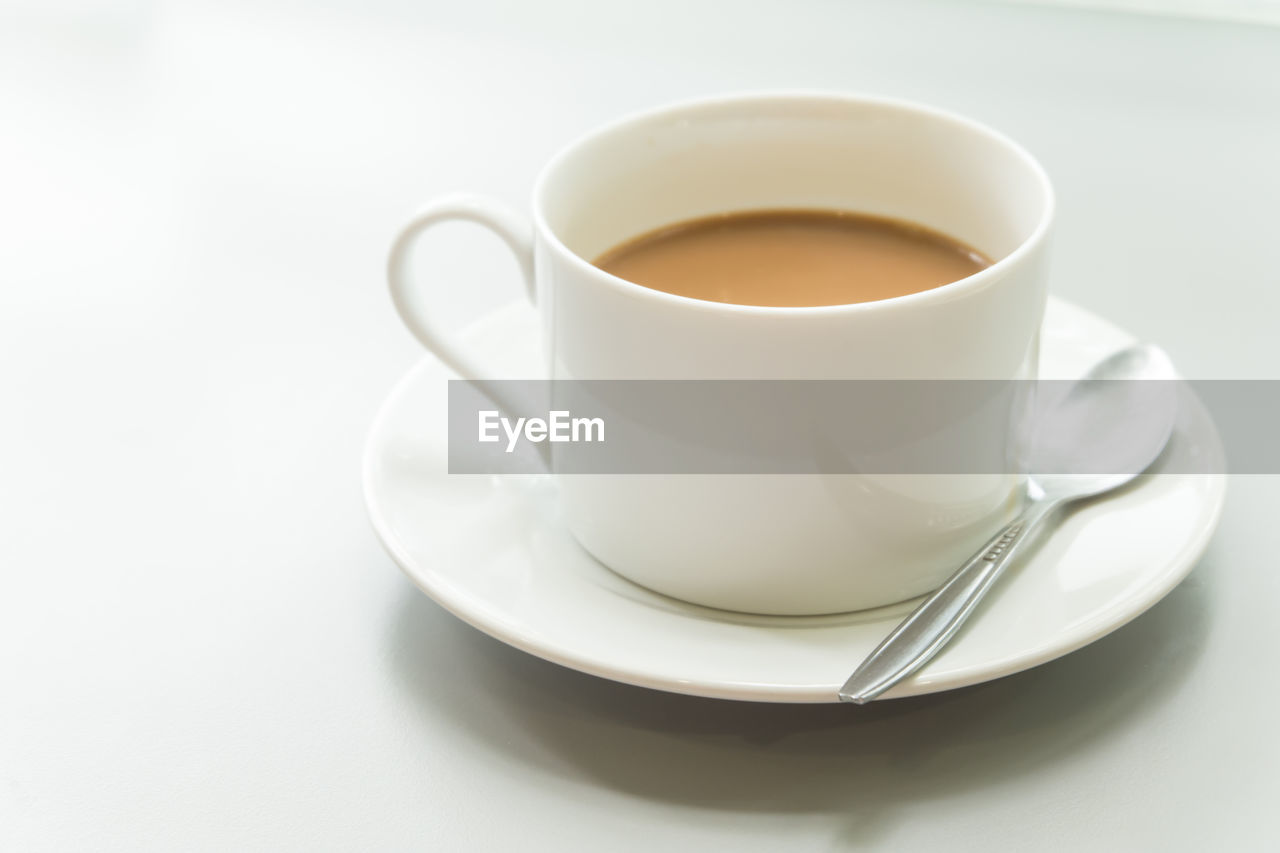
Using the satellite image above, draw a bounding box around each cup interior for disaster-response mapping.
[536,93,1052,280]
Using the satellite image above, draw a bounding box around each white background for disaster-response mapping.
[2,1,1278,849]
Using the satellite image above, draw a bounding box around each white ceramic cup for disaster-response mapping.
[388,91,1054,615]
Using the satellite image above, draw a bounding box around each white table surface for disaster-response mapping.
[3,1,1278,849]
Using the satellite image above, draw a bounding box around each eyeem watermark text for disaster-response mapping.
[478,410,605,453]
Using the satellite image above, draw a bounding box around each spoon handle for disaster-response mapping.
[839,499,1059,704]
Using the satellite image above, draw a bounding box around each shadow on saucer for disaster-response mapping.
[384,546,1216,843]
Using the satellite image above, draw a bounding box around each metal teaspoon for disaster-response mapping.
[839,344,1179,704]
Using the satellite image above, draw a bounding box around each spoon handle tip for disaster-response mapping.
[838,500,1058,703]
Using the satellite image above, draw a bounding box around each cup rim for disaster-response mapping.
[530,89,1055,316]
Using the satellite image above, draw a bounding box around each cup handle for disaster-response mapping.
[387,193,535,380]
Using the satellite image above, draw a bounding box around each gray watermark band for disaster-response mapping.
[446,379,1265,475]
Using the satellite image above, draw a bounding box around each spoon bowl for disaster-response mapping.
[1031,343,1178,501]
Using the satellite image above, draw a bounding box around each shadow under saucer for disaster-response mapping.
[383,540,1216,841]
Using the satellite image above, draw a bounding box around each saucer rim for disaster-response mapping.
[363,298,1227,703]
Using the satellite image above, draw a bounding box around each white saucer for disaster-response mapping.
[364,298,1226,703]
